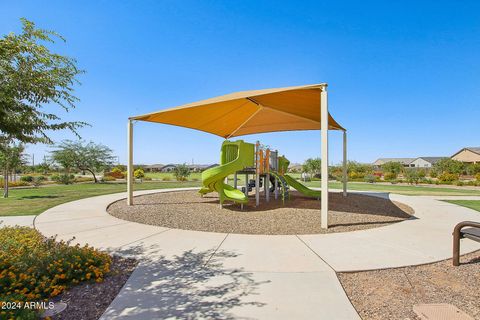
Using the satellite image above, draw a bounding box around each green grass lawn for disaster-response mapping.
[0,181,200,216]
[444,200,480,212]
[145,172,202,180]
[305,181,480,196]
[2,177,480,218]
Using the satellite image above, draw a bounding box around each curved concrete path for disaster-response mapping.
[33,188,480,320]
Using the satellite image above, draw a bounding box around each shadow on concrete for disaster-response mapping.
[101,243,267,319]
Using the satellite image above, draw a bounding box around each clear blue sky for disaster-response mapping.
[1,1,479,165]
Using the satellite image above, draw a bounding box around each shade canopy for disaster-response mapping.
[131,83,344,138]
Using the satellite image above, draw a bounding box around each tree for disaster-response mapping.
[134,168,145,181]
[0,18,86,145]
[302,158,321,178]
[433,158,465,175]
[174,164,191,181]
[51,141,115,183]
[0,143,26,197]
[382,161,403,175]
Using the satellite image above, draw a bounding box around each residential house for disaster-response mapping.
[451,147,480,164]
[410,157,446,168]
[373,158,415,168]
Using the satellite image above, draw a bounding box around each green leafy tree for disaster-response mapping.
[382,161,403,179]
[0,18,86,145]
[51,140,115,183]
[302,158,321,178]
[174,164,191,181]
[0,143,27,197]
[433,158,465,175]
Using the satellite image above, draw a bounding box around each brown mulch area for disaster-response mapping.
[52,255,137,320]
[338,250,480,320]
[107,190,414,235]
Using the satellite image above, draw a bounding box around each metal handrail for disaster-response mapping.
[452,221,480,266]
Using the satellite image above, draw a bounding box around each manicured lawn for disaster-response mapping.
[444,200,480,212]
[304,181,480,196]
[145,172,202,180]
[0,181,200,216]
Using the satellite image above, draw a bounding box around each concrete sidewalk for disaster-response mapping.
[0,215,35,227]
[32,188,480,319]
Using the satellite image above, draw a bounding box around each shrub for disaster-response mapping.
[101,175,116,182]
[74,177,94,183]
[50,174,60,182]
[134,168,145,180]
[455,180,464,186]
[174,164,191,181]
[438,173,459,183]
[56,174,75,185]
[143,176,152,181]
[476,173,480,182]
[364,174,376,183]
[106,168,125,179]
[0,227,111,319]
[0,180,30,188]
[20,175,34,182]
[162,176,172,181]
[32,176,46,187]
[404,170,420,185]
[383,172,397,181]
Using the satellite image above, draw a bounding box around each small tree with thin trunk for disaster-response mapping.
[51,141,115,183]
[0,143,27,197]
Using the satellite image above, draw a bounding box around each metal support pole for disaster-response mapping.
[255,141,260,207]
[234,172,238,189]
[245,173,249,196]
[274,150,278,200]
[343,130,348,197]
[127,120,134,206]
[320,85,329,229]
[265,174,270,202]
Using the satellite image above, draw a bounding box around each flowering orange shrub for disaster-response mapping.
[0,227,111,319]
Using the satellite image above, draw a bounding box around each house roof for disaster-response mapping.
[451,147,480,158]
[413,157,446,164]
[130,83,345,138]
[374,158,415,165]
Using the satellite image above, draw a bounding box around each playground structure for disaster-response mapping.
[199,139,321,208]
[127,83,347,229]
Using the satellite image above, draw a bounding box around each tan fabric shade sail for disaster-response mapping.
[130,83,344,138]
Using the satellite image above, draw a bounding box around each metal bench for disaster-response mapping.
[453,221,480,266]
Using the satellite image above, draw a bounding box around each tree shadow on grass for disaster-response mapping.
[17,195,61,200]
[101,243,267,319]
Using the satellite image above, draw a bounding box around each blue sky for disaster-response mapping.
[1,1,479,165]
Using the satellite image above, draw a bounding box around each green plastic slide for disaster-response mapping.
[200,140,254,205]
[283,174,322,199]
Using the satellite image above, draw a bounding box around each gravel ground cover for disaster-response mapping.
[338,251,480,320]
[52,255,137,320]
[108,190,414,234]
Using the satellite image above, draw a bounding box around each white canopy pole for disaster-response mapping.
[343,130,347,197]
[127,120,134,205]
[320,84,329,229]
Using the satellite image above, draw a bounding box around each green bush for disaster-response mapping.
[101,175,116,182]
[74,177,94,183]
[383,172,397,181]
[32,176,46,187]
[162,176,172,181]
[20,175,34,182]
[0,227,111,319]
[476,173,480,182]
[55,174,75,185]
[438,173,459,183]
[174,164,191,181]
[455,180,464,186]
[364,174,376,183]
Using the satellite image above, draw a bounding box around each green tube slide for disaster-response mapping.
[200,140,254,205]
[283,174,322,199]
